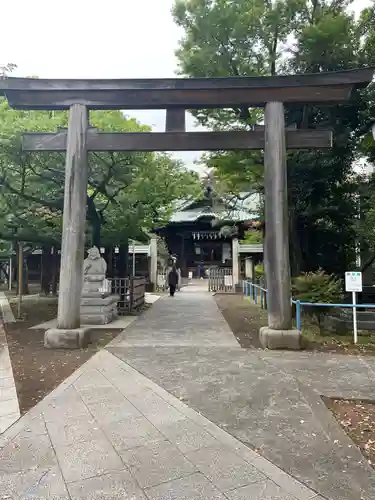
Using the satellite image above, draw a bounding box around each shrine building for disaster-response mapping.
[154,184,262,279]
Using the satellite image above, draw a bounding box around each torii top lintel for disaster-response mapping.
[0,68,373,110]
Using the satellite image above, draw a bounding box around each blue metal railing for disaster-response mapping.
[242,280,375,330]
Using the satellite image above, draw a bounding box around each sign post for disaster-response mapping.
[345,271,363,344]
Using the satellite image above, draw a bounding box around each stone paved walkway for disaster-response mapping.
[108,286,375,500]
[1,285,375,499]
[0,350,320,499]
[0,325,20,434]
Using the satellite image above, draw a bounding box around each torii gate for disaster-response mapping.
[1,69,373,349]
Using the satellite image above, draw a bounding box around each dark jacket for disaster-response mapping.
[168,269,179,286]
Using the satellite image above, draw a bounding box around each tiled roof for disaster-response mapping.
[170,192,261,223]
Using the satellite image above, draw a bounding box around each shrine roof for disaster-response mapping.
[1,68,373,109]
[169,193,260,224]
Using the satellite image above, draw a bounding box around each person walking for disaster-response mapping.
[168,265,179,297]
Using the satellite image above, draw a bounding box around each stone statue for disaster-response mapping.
[81,246,119,325]
[83,246,107,279]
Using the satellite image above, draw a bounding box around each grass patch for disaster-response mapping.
[300,318,375,353]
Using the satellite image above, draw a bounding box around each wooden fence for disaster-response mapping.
[208,267,234,293]
[107,277,146,315]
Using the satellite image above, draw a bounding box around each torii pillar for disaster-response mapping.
[259,102,298,349]
[45,104,90,348]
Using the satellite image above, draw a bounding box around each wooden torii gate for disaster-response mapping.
[1,69,373,349]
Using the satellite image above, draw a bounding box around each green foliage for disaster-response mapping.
[0,63,16,78]
[241,230,263,244]
[173,0,372,276]
[292,270,343,304]
[254,263,264,281]
[0,99,201,246]
[292,269,343,329]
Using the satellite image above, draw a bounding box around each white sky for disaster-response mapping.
[1,0,373,172]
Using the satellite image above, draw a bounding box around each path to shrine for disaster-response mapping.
[1,283,375,499]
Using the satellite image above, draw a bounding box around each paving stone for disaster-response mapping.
[185,445,265,493]
[145,472,227,500]
[54,436,124,483]
[0,465,69,500]
[0,366,13,379]
[127,391,186,427]
[102,414,164,451]
[0,346,12,370]
[251,457,317,500]
[0,433,56,473]
[158,417,219,453]
[0,412,20,433]
[9,413,46,440]
[67,469,146,499]
[120,439,196,488]
[0,397,20,417]
[46,416,105,447]
[75,384,123,405]
[224,480,297,500]
[74,370,114,390]
[0,384,17,402]
[42,388,90,423]
[87,398,141,424]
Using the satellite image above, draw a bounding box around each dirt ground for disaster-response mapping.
[214,293,266,348]
[4,297,124,414]
[214,293,375,354]
[324,397,375,469]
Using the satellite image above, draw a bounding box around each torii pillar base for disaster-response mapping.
[259,327,301,350]
[44,327,90,349]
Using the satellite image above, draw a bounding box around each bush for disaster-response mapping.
[254,263,265,283]
[292,269,343,332]
[241,230,263,244]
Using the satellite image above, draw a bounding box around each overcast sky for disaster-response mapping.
[1,0,372,172]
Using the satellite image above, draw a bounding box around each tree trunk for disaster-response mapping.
[41,245,53,295]
[289,212,303,278]
[92,219,101,248]
[16,245,29,295]
[51,248,59,296]
[23,260,30,295]
[107,247,114,278]
[118,241,129,278]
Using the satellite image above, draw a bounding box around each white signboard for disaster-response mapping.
[224,275,233,287]
[188,271,193,280]
[157,274,165,287]
[345,271,362,345]
[345,272,362,293]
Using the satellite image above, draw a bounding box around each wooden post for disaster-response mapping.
[17,241,23,319]
[45,104,89,348]
[57,103,88,329]
[260,102,300,348]
[232,237,240,291]
[166,109,186,132]
[150,235,158,292]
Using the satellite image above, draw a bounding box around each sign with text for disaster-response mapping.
[345,271,362,293]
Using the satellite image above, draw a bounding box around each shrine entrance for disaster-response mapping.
[1,68,373,349]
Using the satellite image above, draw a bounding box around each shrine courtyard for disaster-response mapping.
[1,284,375,500]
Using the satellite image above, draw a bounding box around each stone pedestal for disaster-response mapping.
[44,328,90,349]
[259,327,301,350]
[80,274,119,325]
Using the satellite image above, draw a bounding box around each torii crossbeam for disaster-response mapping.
[1,68,373,349]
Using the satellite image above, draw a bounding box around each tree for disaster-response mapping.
[0,100,200,243]
[0,98,201,285]
[173,0,370,276]
[0,63,16,79]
